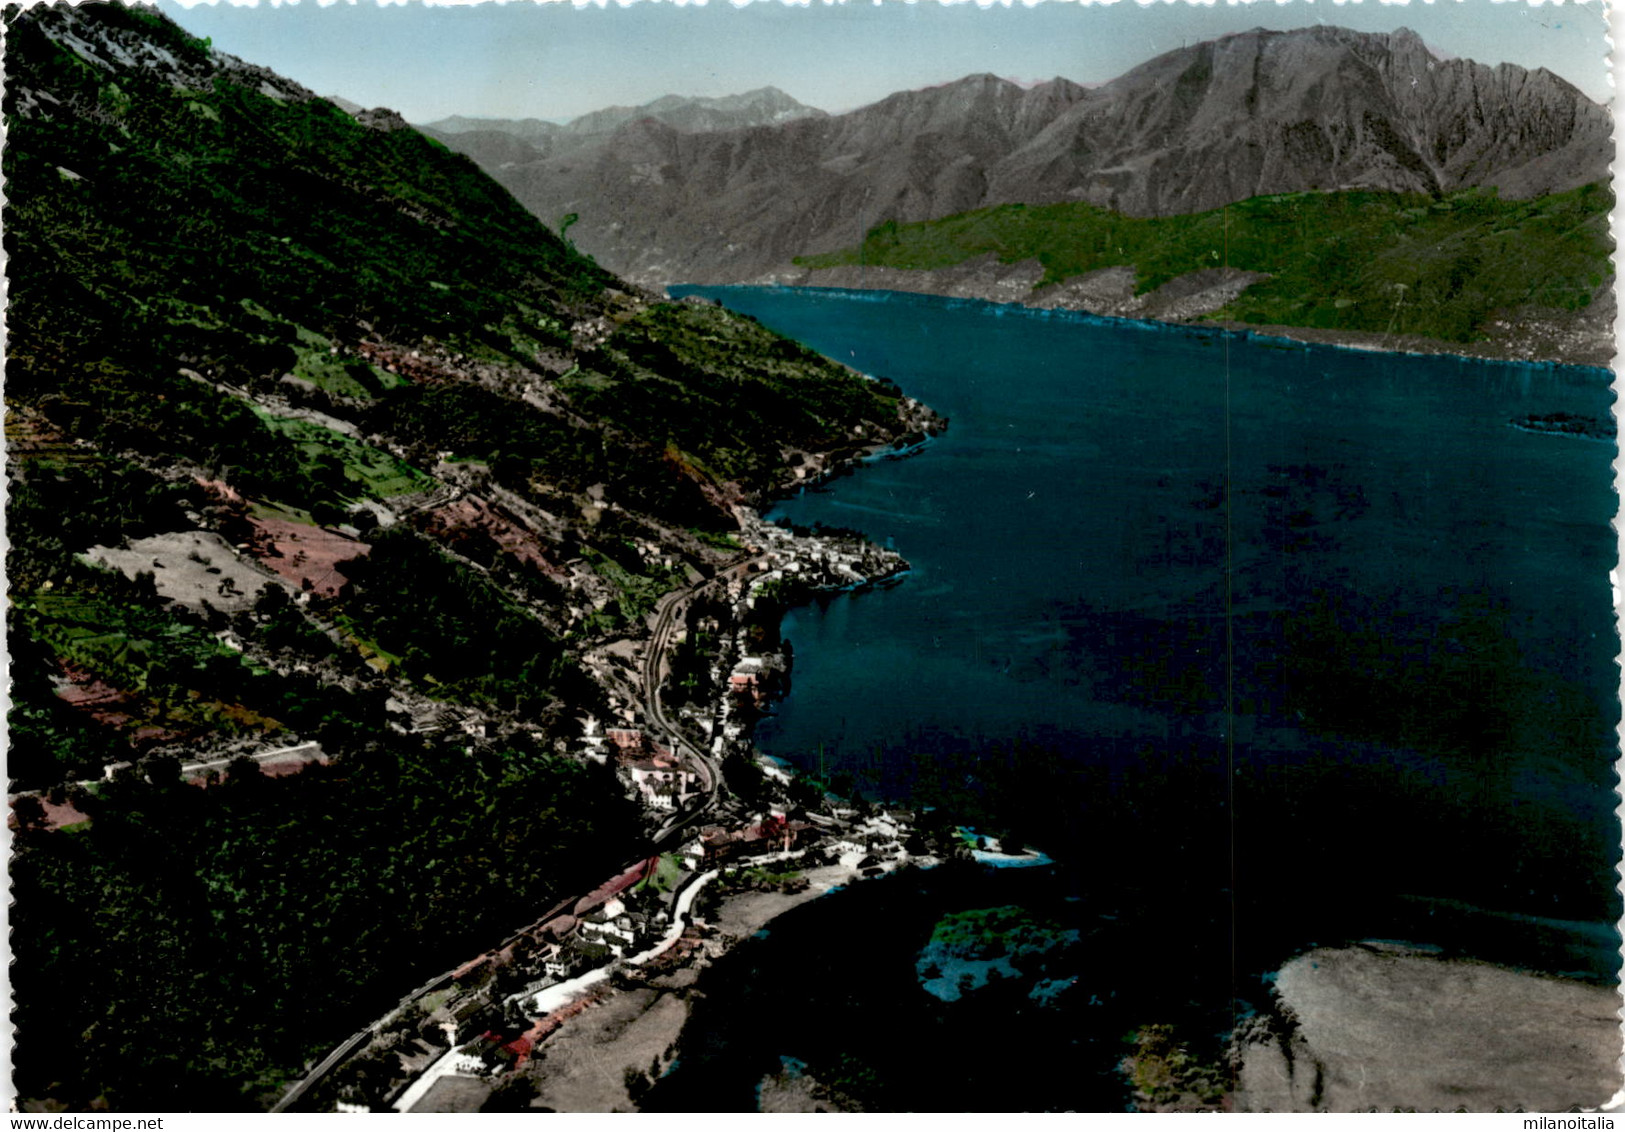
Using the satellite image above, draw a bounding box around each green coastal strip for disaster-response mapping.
[795,183,1612,344]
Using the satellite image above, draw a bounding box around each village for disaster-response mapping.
[275,508,968,1113]
[11,356,956,1110]
[306,797,936,1114]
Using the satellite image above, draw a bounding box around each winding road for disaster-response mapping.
[642,555,771,841]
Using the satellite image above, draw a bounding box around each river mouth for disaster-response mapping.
[661,284,1620,1109]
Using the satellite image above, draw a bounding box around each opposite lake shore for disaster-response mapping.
[738,263,1616,370]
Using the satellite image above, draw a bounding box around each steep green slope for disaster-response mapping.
[5,3,906,526]
[4,4,604,380]
[3,2,922,1111]
[796,185,1612,345]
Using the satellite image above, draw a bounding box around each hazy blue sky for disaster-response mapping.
[159,0,1613,124]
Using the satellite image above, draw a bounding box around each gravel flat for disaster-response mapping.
[1236,945,1622,1112]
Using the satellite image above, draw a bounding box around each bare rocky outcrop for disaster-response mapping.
[769,256,1273,324]
[989,27,1610,217]
[10,1,316,108]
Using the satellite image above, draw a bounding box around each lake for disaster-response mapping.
[655,285,1620,1109]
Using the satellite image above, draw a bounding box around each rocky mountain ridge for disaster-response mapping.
[439,25,1610,288]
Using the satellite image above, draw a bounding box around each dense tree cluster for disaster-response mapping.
[337,527,570,714]
[11,734,641,1110]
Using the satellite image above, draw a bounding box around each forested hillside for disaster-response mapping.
[4,2,922,1110]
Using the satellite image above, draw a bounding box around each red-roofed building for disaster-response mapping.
[606,729,647,755]
[571,858,656,919]
[498,1035,534,1071]
[9,794,92,833]
[257,746,331,778]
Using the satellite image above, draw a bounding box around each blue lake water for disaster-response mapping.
[657,286,1620,1109]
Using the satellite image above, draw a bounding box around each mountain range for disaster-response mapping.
[428,26,1611,293]
[419,86,826,169]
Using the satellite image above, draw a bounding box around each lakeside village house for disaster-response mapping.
[408,861,686,1070]
[577,721,702,812]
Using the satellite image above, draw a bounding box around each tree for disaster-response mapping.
[310,499,346,529]
[722,750,769,810]
[622,1065,652,1105]
[196,599,227,632]
[226,754,262,785]
[828,771,857,801]
[254,582,293,620]
[786,775,823,812]
[481,1073,541,1112]
[12,795,47,834]
[144,754,182,787]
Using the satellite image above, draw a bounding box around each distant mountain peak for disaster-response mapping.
[427,23,1608,289]
[563,87,827,137]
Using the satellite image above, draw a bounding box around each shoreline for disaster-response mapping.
[407,853,926,1113]
[369,398,955,1113]
[671,279,1614,374]
[513,863,1625,1113]
[570,285,1617,1113]
[275,350,949,1114]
